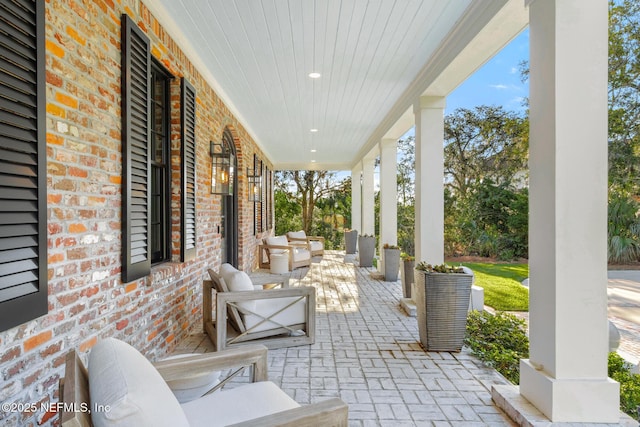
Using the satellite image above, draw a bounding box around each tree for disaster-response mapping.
[397,136,415,205]
[275,171,339,234]
[397,136,416,255]
[609,0,640,195]
[273,188,302,236]
[442,106,529,259]
[444,106,528,197]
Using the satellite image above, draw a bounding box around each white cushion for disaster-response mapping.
[243,297,306,333]
[287,230,306,239]
[309,241,323,252]
[292,247,310,262]
[265,236,289,254]
[88,338,189,427]
[182,381,300,427]
[226,270,256,311]
[161,353,220,403]
[219,263,238,285]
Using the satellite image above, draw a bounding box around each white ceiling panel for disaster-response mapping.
[144,0,527,170]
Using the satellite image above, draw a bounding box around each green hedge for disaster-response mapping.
[464,310,529,384]
[466,311,640,419]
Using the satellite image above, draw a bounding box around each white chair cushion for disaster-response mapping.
[287,230,306,239]
[243,297,306,333]
[265,236,289,254]
[309,241,323,252]
[88,338,189,427]
[226,270,256,312]
[219,263,238,285]
[161,353,220,404]
[182,381,300,427]
[292,247,310,262]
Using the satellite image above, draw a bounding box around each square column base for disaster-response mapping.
[399,298,416,317]
[519,359,620,423]
[492,384,635,427]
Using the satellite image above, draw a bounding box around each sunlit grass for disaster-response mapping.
[461,263,529,311]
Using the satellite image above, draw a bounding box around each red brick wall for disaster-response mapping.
[0,0,273,425]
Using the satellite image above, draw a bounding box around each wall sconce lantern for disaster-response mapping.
[210,141,234,195]
[247,168,262,202]
[247,155,262,202]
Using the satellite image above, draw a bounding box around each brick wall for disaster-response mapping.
[0,0,273,425]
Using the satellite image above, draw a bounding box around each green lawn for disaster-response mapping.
[461,263,529,311]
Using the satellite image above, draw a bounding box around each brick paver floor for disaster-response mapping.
[174,251,515,426]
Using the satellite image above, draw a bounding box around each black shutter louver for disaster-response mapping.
[181,78,197,262]
[0,0,47,331]
[121,14,151,282]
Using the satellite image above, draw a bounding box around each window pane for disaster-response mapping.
[149,62,171,265]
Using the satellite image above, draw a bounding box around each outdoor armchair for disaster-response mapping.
[258,235,311,270]
[286,230,325,257]
[59,338,347,427]
[204,266,315,351]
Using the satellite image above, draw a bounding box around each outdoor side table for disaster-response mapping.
[270,251,289,274]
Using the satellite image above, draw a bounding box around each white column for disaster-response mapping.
[413,96,445,265]
[361,157,376,236]
[379,138,398,270]
[351,163,362,234]
[520,0,619,422]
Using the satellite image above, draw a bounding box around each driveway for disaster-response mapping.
[608,270,640,364]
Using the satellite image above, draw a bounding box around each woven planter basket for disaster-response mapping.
[414,269,472,352]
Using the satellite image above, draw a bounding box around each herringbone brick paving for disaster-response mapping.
[176,251,515,426]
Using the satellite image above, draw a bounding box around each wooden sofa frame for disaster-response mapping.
[60,344,348,427]
[258,241,311,270]
[204,270,316,351]
[286,234,325,257]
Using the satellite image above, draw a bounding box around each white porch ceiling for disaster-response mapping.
[143,0,528,170]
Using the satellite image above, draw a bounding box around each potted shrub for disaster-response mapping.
[358,234,375,267]
[344,229,358,254]
[414,262,472,352]
[382,244,401,281]
[400,253,415,298]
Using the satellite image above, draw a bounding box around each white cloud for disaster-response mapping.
[490,84,509,90]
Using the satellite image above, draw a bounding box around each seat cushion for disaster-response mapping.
[88,338,189,427]
[243,297,306,333]
[309,240,323,253]
[226,270,256,312]
[292,247,310,262]
[219,263,238,285]
[287,230,306,239]
[265,235,289,254]
[182,381,300,427]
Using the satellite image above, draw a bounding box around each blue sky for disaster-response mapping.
[398,29,530,143]
[445,29,530,114]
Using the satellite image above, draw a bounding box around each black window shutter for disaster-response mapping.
[181,78,197,262]
[121,14,151,282]
[0,0,47,332]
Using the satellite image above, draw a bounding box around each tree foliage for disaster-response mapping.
[275,171,337,234]
[609,0,640,195]
[444,106,528,197]
[443,107,529,259]
[274,171,351,249]
[397,137,416,255]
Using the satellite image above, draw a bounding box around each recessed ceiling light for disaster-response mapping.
[310,128,318,133]
[308,72,321,79]
[311,149,317,153]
